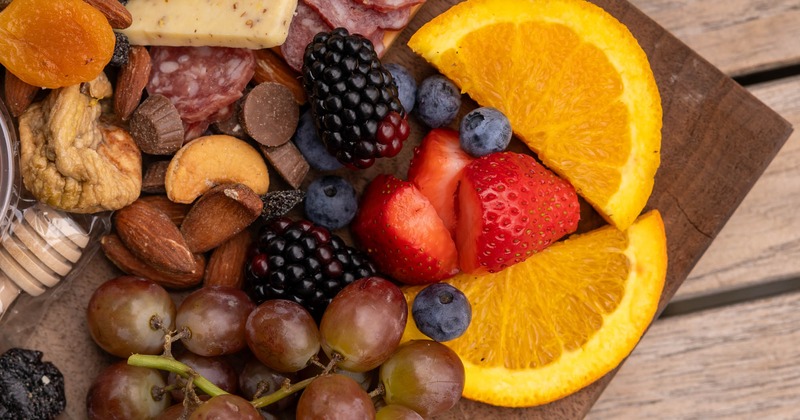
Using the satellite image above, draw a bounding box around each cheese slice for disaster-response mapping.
[120,0,299,49]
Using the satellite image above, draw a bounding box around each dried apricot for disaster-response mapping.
[0,0,115,89]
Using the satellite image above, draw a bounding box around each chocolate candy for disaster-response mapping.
[240,82,299,147]
[129,94,184,155]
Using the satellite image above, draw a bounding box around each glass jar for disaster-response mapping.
[0,98,19,240]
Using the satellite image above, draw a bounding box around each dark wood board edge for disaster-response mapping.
[380,0,794,418]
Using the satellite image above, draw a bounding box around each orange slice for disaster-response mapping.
[401,210,667,407]
[408,0,662,230]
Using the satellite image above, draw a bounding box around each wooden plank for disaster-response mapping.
[628,0,800,77]
[588,290,800,418]
[675,75,800,300]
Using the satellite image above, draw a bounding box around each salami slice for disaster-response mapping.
[183,102,237,141]
[281,2,332,72]
[147,46,255,123]
[304,0,412,35]
[355,0,423,12]
[183,120,210,142]
[367,28,386,58]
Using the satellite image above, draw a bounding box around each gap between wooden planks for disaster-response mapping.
[589,1,800,416]
[628,0,800,77]
[589,288,800,419]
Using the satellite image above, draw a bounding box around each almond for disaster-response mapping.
[101,234,205,289]
[181,184,263,253]
[114,46,151,120]
[204,230,252,289]
[84,0,133,29]
[114,199,197,274]
[4,69,39,117]
[253,49,306,105]
[138,195,191,226]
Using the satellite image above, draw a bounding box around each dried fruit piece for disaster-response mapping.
[0,348,66,419]
[0,0,115,88]
[180,183,263,253]
[129,94,184,154]
[165,135,270,204]
[18,74,142,213]
[260,190,305,221]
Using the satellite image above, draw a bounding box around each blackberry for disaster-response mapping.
[245,217,378,320]
[302,28,410,169]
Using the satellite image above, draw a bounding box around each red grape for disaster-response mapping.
[86,276,175,358]
[379,340,464,418]
[154,404,186,420]
[320,277,407,372]
[239,357,297,413]
[86,362,171,419]
[188,394,261,419]
[376,404,424,419]
[245,300,320,372]
[166,352,238,401]
[296,374,376,419]
[300,351,376,392]
[177,286,255,356]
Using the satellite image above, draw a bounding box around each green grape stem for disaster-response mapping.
[128,354,228,397]
[127,354,317,409]
[251,376,315,409]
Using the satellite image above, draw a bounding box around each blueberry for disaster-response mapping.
[412,283,471,342]
[293,111,344,171]
[459,107,513,157]
[415,75,461,128]
[385,63,417,113]
[304,176,357,230]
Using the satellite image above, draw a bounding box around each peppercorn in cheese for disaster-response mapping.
[119,0,298,49]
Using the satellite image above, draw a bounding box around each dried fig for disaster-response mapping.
[18,73,141,213]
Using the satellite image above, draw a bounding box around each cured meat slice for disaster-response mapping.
[183,120,210,142]
[355,0,423,12]
[281,2,332,72]
[147,46,255,123]
[183,102,237,142]
[367,28,386,58]
[304,0,412,34]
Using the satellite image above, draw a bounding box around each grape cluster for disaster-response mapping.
[84,275,466,419]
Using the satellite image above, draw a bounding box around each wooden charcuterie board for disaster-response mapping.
[1,0,792,418]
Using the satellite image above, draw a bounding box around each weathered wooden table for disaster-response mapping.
[3,0,798,418]
[590,0,800,417]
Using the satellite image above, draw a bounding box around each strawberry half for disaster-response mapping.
[352,174,459,285]
[407,128,474,236]
[456,152,580,274]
